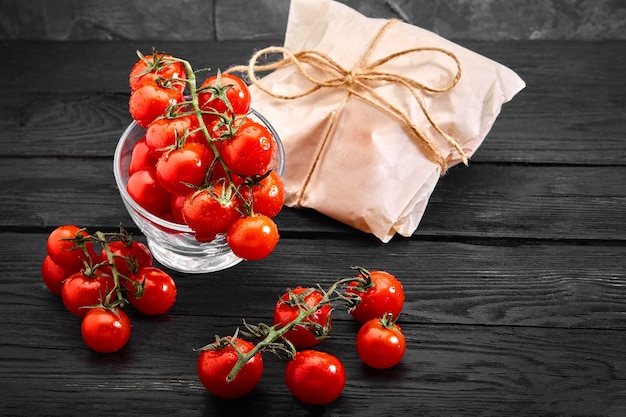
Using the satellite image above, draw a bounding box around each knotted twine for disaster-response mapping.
[227,18,467,179]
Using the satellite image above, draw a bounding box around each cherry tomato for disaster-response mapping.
[101,240,153,277]
[226,215,279,261]
[126,168,172,218]
[129,53,186,93]
[41,255,72,296]
[198,73,251,118]
[197,337,263,399]
[145,115,196,157]
[46,224,94,271]
[61,272,114,317]
[182,185,241,242]
[170,193,189,224]
[220,120,274,177]
[284,350,346,405]
[356,315,406,369]
[81,307,131,353]
[241,170,285,218]
[129,136,158,176]
[273,287,331,348]
[156,142,212,195]
[345,270,405,323]
[126,267,177,315]
[129,84,184,128]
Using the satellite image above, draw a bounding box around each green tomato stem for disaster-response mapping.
[225,276,363,382]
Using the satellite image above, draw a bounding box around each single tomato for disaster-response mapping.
[356,315,406,369]
[284,350,346,405]
[345,269,405,323]
[197,337,263,399]
[126,266,177,315]
[81,307,131,353]
[226,215,279,261]
[129,84,184,128]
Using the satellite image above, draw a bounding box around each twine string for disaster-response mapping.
[227,19,467,171]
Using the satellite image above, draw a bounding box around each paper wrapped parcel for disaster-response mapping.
[241,0,526,242]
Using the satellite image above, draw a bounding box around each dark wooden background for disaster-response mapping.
[1,1,626,416]
[2,0,626,42]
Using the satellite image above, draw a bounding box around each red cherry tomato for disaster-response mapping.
[126,168,172,218]
[197,337,263,399]
[61,272,114,317]
[101,240,153,277]
[129,53,186,93]
[129,84,184,128]
[41,255,72,296]
[198,73,251,118]
[284,350,346,405]
[241,170,285,218]
[273,287,332,348]
[81,307,131,353]
[156,142,212,195]
[345,269,405,323]
[356,315,406,369]
[226,215,279,261]
[129,136,158,176]
[220,120,274,177]
[46,224,94,271]
[145,115,196,157]
[126,267,177,315]
[181,185,241,242]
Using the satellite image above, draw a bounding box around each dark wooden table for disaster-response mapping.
[1,39,625,416]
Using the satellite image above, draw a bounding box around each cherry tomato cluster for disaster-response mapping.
[196,267,406,404]
[42,224,177,353]
[126,50,284,261]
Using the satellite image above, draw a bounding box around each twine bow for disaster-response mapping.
[227,19,467,172]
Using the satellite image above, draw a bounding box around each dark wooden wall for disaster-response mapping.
[1,0,625,42]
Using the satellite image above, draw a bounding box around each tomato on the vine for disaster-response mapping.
[156,142,212,195]
[129,53,186,93]
[356,315,406,369]
[102,240,153,277]
[182,185,241,242]
[226,214,279,261]
[273,287,332,348]
[129,84,184,128]
[197,337,263,399]
[126,267,177,315]
[61,271,114,317]
[220,120,274,177]
[145,115,196,157]
[129,137,158,176]
[284,350,346,405]
[41,255,72,296]
[241,170,285,218]
[46,224,94,272]
[198,73,251,119]
[81,307,131,353]
[126,168,173,219]
[345,269,405,323]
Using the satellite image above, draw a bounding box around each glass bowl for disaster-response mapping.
[113,109,285,274]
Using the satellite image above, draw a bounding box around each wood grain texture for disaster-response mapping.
[0,39,625,417]
[1,234,625,416]
[3,41,625,165]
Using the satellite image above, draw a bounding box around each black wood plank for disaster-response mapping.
[0,157,624,241]
[3,233,625,330]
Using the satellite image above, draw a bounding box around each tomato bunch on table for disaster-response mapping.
[126,51,284,261]
[42,224,177,353]
[197,267,406,404]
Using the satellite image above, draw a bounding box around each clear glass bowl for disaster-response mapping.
[113,110,285,274]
